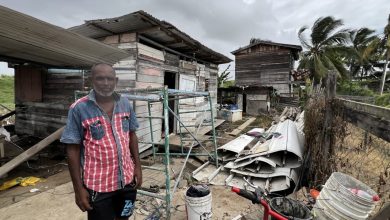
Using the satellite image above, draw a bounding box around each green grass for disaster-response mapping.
[0,75,14,110]
[374,93,390,108]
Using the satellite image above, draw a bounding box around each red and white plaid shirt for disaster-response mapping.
[61,91,139,192]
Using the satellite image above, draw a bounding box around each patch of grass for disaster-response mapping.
[0,75,14,111]
[374,93,390,108]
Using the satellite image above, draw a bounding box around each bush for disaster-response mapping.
[374,93,390,108]
[337,81,375,96]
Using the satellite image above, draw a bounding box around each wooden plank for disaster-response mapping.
[342,108,390,142]
[337,98,390,121]
[228,117,256,136]
[0,127,64,177]
[197,119,225,135]
[137,43,164,61]
[119,33,137,43]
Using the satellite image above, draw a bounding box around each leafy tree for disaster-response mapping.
[298,16,351,84]
[218,64,231,88]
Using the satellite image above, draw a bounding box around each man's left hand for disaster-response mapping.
[134,165,142,188]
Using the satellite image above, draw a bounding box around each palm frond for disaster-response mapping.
[311,16,344,46]
[298,26,312,50]
[320,28,350,47]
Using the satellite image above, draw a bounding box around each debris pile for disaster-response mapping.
[193,107,305,195]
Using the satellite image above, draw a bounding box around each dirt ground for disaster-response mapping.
[0,114,307,220]
[0,169,263,220]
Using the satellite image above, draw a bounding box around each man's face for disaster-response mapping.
[92,65,117,97]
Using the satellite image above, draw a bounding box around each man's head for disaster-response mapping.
[91,63,117,97]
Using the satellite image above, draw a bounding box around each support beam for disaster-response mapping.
[0,126,64,177]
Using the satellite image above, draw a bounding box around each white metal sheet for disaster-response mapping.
[267,120,304,165]
[218,135,255,154]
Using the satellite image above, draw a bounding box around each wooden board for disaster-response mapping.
[228,117,256,136]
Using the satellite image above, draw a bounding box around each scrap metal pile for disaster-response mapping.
[193,108,305,195]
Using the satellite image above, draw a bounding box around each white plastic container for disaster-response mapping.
[185,192,212,220]
[314,172,379,220]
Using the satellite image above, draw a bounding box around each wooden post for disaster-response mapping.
[0,126,64,177]
[322,71,337,169]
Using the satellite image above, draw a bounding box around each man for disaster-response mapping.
[60,63,142,220]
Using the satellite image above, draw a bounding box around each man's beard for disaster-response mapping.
[94,86,115,97]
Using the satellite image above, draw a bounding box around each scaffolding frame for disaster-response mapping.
[75,86,219,219]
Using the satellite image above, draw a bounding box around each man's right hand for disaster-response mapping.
[75,187,93,212]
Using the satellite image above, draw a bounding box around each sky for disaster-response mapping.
[0,0,389,78]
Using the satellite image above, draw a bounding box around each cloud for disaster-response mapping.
[1,0,389,78]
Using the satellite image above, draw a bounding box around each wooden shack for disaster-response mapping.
[0,5,129,138]
[69,11,231,153]
[1,8,231,157]
[218,86,273,116]
[231,39,302,97]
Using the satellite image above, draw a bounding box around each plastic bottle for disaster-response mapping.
[349,188,380,201]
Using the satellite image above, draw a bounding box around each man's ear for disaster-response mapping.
[115,77,119,85]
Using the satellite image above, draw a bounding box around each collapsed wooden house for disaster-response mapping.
[0,8,231,155]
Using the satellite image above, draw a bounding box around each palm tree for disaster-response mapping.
[218,64,231,88]
[348,28,380,80]
[298,16,351,84]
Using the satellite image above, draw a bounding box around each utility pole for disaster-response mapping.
[379,14,390,95]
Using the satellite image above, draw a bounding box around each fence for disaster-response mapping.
[303,72,390,214]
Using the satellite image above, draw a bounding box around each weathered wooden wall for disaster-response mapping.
[235,44,294,96]
[15,32,220,147]
[15,68,84,137]
[15,66,44,103]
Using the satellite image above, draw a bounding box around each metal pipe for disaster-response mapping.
[121,94,161,101]
[178,109,211,114]
[167,89,209,96]
[208,92,219,167]
[168,107,212,157]
[117,87,165,93]
[147,101,156,162]
[162,86,171,219]
[192,161,210,176]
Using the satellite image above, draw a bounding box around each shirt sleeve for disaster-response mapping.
[129,104,139,132]
[60,107,83,144]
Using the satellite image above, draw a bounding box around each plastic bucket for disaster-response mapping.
[269,197,312,220]
[185,192,212,220]
[313,172,379,220]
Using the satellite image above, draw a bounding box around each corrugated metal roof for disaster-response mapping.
[69,11,232,64]
[231,40,302,55]
[0,6,131,68]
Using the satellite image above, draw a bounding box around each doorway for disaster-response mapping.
[164,71,177,134]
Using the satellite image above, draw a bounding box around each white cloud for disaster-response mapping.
[0,0,389,79]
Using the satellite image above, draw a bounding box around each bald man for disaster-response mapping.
[61,63,142,220]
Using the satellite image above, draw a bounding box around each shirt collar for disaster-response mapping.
[88,89,121,103]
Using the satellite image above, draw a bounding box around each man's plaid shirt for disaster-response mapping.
[61,90,139,192]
